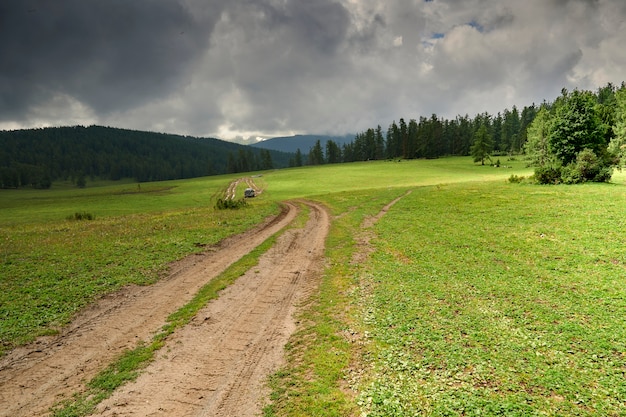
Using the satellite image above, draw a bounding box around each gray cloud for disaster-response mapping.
[1,0,625,139]
[0,0,217,120]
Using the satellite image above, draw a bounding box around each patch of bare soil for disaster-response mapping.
[0,200,329,417]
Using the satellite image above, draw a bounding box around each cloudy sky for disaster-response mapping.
[2,0,625,141]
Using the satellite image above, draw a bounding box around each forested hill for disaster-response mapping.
[0,125,293,188]
[251,134,354,153]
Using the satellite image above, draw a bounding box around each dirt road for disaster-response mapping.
[0,200,330,417]
[224,177,262,200]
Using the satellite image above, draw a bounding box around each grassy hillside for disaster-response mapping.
[262,161,626,416]
[0,157,523,352]
[348,183,626,416]
[2,156,626,416]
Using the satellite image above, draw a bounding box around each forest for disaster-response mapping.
[0,125,289,188]
[3,83,625,188]
[301,82,626,184]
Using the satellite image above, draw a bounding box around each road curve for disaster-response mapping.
[0,201,317,417]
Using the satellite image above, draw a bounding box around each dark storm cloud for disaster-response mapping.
[1,0,625,139]
[281,1,351,54]
[0,0,218,121]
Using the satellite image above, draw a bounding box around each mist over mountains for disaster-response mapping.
[251,134,355,154]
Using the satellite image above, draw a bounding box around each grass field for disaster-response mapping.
[0,174,279,352]
[352,182,626,416]
[262,161,626,416]
[3,156,626,416]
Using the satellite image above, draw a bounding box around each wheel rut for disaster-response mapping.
[0,200,329,417]
[95,200,329,416]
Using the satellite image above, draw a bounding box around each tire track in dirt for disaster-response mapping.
[352,190,412,266]
[224,177,262,200]
[0,203,299,417]
[93,201,329,417]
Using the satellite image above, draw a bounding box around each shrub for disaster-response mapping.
[508,174,525,183]
[215,198,248,210]
[534,166,562,184]
[561,148,613,184]
[67,211,95,221]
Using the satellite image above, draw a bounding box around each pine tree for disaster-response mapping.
[308,140,324,165]
[470,125,493,165]
[294,149,303,167]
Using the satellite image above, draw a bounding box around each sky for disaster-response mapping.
[2,0,626,142]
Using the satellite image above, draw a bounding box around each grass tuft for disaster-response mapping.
[67,211,95,221]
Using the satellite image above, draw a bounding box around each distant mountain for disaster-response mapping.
[250,134,355,154]
[0,125,294,188]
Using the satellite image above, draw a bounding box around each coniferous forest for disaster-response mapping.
[301,82,626,185]
[0,125,290,188]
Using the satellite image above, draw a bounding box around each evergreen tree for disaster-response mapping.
[260,149,273,170]
[294,148,303,167]
[325,140,341,164]
[386,121,401,159]
[501,107,521,153]
[492,112,503,152]
[374,125,385,160]
[342,142,354,163]
[456,115,473,155]
[519,104,538,150]
[308,140,324,165]
[410,118,421,158]
[428,114,444,158]
[399,118,408,158]
[227,153,237,173]
[470,125,493,165]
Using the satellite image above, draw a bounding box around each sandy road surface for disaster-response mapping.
[0,200,328,417]
[95,201,329,416]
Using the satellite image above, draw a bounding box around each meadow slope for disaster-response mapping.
[2,157,625,416]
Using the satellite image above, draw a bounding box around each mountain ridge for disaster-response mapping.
[250,134,355,154]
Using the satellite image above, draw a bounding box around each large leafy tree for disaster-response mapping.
[470,124,493,165]
[528,88,617,184]
[549,89,606,165]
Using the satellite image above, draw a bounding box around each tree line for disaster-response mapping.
[524,84,625,183]
[226,148,275,174]
[295,104,536,166]
[297,82,626,185]
[0,126,291,188]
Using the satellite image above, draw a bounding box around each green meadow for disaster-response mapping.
[3,157,626,416]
